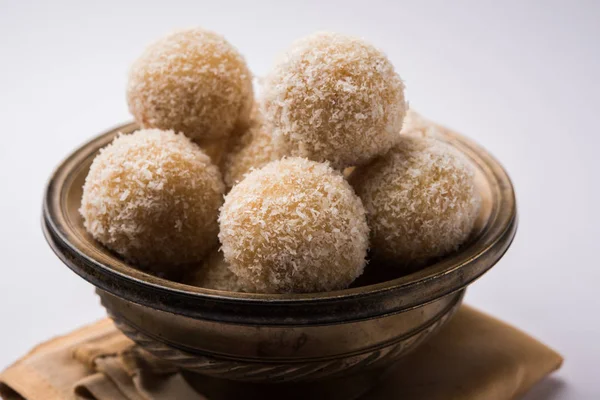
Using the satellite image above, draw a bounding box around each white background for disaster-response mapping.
[1,0,598,398]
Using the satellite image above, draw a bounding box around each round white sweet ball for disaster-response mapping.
[262,32,406,169]
[127,28,253,141]
[80,129,225,273]
[218,157,369,293]
[351,136,480,265]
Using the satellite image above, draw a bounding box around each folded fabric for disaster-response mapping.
[0,305,562,400]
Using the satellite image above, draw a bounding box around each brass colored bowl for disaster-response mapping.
[42,122,517,384]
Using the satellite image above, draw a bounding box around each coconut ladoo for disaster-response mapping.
[219,157,369,293]
[80,129,225,274]
[262,32,407,169]
[351,136,480,265]
[127,28,253,142]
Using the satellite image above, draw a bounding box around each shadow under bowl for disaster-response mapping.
[42,122,517,385]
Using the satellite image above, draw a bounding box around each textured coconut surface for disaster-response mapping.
[401,109,445,139]
[221,110,284,189]
[351,136,480,265]
[188,248,251,292]
[127,28,253,141]
[219,157,369,293]
[80,129,225,273]
[262,32,406,169]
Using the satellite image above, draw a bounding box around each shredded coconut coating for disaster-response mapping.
[350,136,481,265]
[221,110,284,188]
[261,32,407,169]
[127,28,253,141]
[219,157,369,293]
[401,109,444,139]
[80,129,225,273]
[188,249,250,292]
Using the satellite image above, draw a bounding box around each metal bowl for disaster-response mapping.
[42,122,516,384]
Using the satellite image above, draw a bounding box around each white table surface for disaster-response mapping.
[1,0,598,398]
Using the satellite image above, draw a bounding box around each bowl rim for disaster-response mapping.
[42,122,517,325]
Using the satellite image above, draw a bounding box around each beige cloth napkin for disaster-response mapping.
[0,306,562,400]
